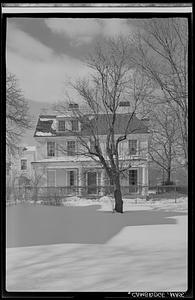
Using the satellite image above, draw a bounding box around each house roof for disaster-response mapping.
[34,113,149,137]
[82,114,149,135]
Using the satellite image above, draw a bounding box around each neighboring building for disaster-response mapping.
[32,103,150,196]
[6,146,36,187]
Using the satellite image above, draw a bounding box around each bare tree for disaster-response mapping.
[132,18,188,170]
[54,38,152,213]
[6,72,32,156]
[28,165,49,203]
[149,106,180,185]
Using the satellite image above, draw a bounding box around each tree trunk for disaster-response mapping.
[113,175,123,213]
[166,167,171,185]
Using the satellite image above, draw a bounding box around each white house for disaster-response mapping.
[32,103,150,197]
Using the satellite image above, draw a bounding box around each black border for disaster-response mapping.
[1,2,193,7]
[1,6,193,300]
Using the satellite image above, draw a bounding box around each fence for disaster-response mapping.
[148,184,188,203]
[6,185,144,205]
[155,185,188,195]
[6,184,187,206]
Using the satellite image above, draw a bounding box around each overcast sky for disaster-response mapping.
[6,18,138,105]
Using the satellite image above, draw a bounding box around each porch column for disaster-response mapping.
[145,165,149,195]
[78,167,83,196]
[142,165,148,196]
[100,169,106,196]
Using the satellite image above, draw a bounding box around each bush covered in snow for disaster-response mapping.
[61,195,188,213]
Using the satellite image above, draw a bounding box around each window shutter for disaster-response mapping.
[56,169,66,187]
[56,141,64,157]
[119,140,127,157]
[137,140,140,156]
[83,171,87,187]
[56,143,59,157]
[66,120,71,131]
[47,170,55,187]
[63,141,66,156]
[139,140,147,157]
[97,172,101,187]
[124,140,128,156]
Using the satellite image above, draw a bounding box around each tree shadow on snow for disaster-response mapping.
[6,204,187,248]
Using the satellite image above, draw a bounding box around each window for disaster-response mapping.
[69,171,75,186]
[58,120,65,131]
[21,159,27,170]
[71,120,79,131]
[129,170,137,185]
[67,141,76,156]
[129,140,137,155]
[47,142,55,157]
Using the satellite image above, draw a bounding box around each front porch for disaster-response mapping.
[32,160,149,198]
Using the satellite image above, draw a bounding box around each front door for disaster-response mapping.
[87,172,97,194]
[129,169,138,193]
[67,170,76,195]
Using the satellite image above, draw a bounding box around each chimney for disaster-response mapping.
[68,103,79,110]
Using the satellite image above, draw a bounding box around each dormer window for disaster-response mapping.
[71,120,79,132]
[58,120,65,131]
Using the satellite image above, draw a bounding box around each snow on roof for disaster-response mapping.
[39,118,56,121]
[51,119,57,130]
[32,156,94,163]
[32,155,145,165]
[56,113,74,118]
[34,113,149,137]
[39,115,56,118]
[21,145,36,152]
[34,115,57,137]
[36,132,54,136]
[25,146,36,152]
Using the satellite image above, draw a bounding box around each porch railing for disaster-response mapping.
[6,184,187,206]
[6,184,145,204]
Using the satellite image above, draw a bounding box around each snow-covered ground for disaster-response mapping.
[6,196,188,292]
[63,195,187,212]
